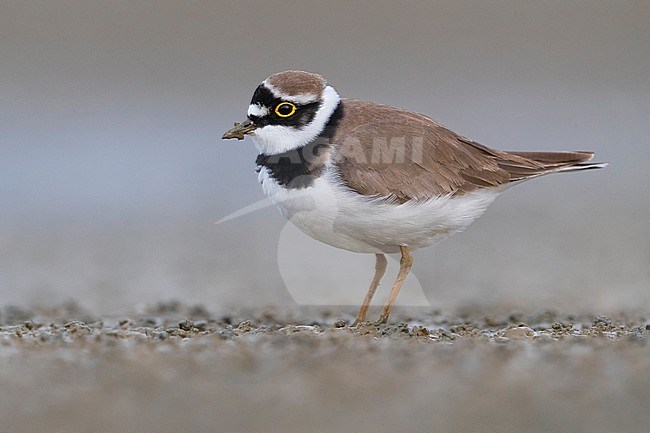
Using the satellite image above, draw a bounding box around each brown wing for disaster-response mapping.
[331,100,595,202]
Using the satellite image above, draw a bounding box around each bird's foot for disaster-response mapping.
[371,315,389,326]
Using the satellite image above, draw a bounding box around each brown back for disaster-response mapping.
[331,100,594,202]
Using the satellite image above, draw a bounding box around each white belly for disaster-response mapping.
[259,167,500,254]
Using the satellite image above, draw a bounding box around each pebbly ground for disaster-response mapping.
[1,301,649,433]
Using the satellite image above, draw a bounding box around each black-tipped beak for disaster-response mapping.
[222,119,256,140]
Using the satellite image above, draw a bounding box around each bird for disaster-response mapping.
[222,70,607,325]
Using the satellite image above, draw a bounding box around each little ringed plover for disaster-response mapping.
[223,70,607,325]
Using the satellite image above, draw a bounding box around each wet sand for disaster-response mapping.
[1,302,648,433]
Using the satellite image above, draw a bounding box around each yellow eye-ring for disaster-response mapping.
[275,102,297,117]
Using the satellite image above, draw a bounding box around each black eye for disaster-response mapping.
[275,102,297,118]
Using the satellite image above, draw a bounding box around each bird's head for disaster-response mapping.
[222,70,341,155]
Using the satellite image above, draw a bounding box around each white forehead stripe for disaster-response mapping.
[247,103,269,117]
[262,79,321,104]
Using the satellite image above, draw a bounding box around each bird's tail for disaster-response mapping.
[499,151,608,181]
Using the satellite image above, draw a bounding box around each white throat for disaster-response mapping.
[251,85,340,155]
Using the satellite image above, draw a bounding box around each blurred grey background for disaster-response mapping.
[1,0,648,315]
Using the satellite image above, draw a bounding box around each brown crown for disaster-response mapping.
[265,70,326,97]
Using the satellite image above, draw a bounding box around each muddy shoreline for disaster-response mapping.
[1,302,648,432]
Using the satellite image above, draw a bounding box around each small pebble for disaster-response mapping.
[178,319,194,331]
[503,326,535,339]
[278,325,320,335]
